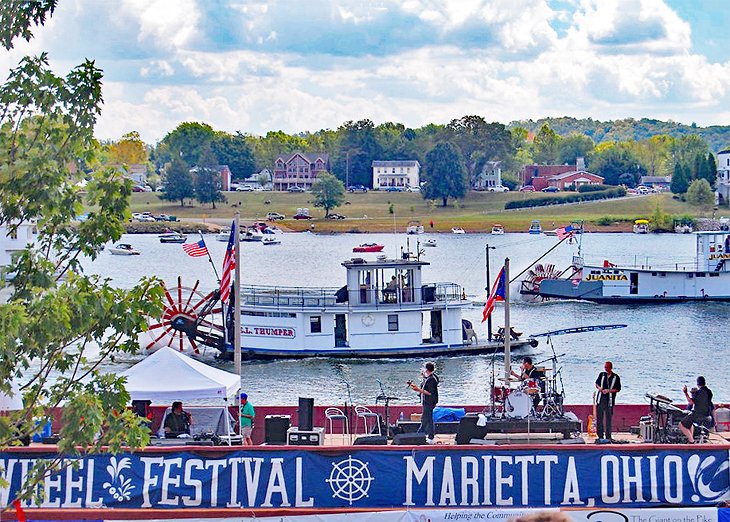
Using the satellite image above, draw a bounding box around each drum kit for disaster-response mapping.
[490,354,566,419]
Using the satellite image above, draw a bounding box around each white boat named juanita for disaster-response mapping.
[521,231,730,303]
[225,256,535,359]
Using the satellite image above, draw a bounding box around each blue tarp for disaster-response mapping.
[433,407,466,422]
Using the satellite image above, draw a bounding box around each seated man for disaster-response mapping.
[164,401,192,438]
[680,376,713,443]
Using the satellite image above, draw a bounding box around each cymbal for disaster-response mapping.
[498,377,520,382]
[536,367,552,372]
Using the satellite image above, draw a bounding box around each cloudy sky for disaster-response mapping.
[3,0,730,143]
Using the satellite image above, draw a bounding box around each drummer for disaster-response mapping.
[511,356,542,409]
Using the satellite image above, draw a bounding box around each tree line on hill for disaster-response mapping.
[99,116,730,208]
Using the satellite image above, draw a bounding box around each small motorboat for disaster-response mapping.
[491,224,504,235]
[109,243,140,256]
[451,227,465,234]
[423,238,437,247]
[529,220,542,234]
[633,219,649,234]
[240,227,263,242]
[158,232,187,244]
[216,229,231,242]
[543,229,558,237]
[353,243,385,253]
[262,236,281,246]
[406,221,424,235]
[674,223,693,234]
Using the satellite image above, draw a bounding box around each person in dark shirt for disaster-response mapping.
[595,361,621,442]
[680,376,713,443]
[511,356,542,410]
[408,361,439,444]
[164,401,191,438]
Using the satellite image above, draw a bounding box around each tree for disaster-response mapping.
[590,143,645,186]
[310,172,345,217]
[422,142,467,207]
[160,156,194,206]
[700,152,717,188]
[558,133,595,165]
[159,122,216,166]
[106,131,149,165]
[686,179,715,209]
[212,132,255,179]
[194,146,226,209]
[532,124,562,164]
[0,3,163,502]
[671,161,689,194]
[446,116,513,185]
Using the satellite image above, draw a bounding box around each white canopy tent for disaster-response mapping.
[121,347,240,402]
[0,381,23,412]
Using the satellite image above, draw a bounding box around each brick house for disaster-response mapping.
[273,152,330,191]
[520,158,602,190]
[189,165,232,191]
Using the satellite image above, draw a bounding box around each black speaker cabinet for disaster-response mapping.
[265,415,291,445]
[353,435,388,445]
[393,433,427,445]
[131,400,151,418]
[455,414,487,444]
[298,397,314,431]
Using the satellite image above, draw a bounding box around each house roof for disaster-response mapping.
[549,170,603,181]
[276,152,330,164]
[372,160,420,168]
[719,149,730,155]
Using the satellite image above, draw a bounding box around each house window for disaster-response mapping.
[392,168,396,173]
[310,316,322,333]
[388,314,399,331]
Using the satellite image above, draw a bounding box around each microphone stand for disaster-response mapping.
[376,379,399,439]
[341,379,353,444]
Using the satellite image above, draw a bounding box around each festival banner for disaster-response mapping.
[1,448,729,510]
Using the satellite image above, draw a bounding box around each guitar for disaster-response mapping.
[588,391,597,437]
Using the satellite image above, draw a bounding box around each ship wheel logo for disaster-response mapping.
[326,455,374,505]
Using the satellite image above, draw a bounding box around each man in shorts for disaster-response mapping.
[680,376,713,443]
[240,393,255,445]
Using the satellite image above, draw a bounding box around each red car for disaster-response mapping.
[519,186,535,192]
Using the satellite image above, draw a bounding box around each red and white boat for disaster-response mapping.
[352,243,384,253]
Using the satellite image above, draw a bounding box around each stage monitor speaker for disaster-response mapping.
[393,433,427,445]
[131,400,151,418]
[353,435,388,445]
[265,415,291,445]
[298,397,314,431]
[455,414,487,445]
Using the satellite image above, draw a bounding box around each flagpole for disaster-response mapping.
[486,244,493,342]
[504,257,511,383]
[198,230,220,281]
[234,213,242,378]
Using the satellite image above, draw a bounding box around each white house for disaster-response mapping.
[243,168,273,189]
[473,161,502,190]
[0,220,37,267]
[372,160,420,189]
[717,149,730,206]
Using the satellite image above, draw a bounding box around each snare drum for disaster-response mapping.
[523,379,540,395]
[505,390,532,418]
[492,386,511,403]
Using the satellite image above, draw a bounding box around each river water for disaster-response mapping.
[84,231,729,407]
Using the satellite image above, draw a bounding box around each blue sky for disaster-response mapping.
[2,0,729,143]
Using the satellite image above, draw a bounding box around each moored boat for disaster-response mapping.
[520,231,730,303]
[109,243,140,255]
[491,224,504,235]
[216,229,231,241]
[262,236,281,246]
[423,238,437,247]
[451,227,465,234]
[406,221,424,234]
[241,227,263,242]
[158,232,187,244]
[352,243,384,253]
[529,220,542,234]
[633,219,650,234]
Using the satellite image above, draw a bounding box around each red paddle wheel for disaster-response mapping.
[144,277,225,355]
[519,263,562,302]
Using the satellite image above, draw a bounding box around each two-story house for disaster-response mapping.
[372,160,420,189]
[717,149,730,205]
[273,153,330,191]
[473,161,503,190]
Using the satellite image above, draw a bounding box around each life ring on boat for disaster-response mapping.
[362,313,375,327]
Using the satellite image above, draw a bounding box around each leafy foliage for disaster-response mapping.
[193,146,226,208]
[422,142,467,207]
[0,0,57,50]
[504,187,626,209]
[310,172,345,217]
[159,156,194,206]
[671,162,689,194]
[686,179,715,209]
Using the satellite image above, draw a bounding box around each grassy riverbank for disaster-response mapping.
[128,192,705,233]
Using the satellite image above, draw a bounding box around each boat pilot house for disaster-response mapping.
[234,257,472,358]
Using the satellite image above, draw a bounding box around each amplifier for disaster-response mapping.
[639,419,654,442]
[265,415,291,445]
[287,427,325,446]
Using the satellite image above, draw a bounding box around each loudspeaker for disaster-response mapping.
[455,414,487,445]
[393,433,427,445]
[298,397,314,431]
[265,415,291,445]
[131,400,151,418]
[353,435,388,445]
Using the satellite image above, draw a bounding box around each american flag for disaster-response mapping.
[482,266,506,322]
[220,221,236,304]
[182,239,209,257]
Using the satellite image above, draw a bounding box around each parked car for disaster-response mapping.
[385,186,403,192]
[488,185,509,192]
[288,186,306,193]
[132,186,144,193]
[236,185,254,192]
[266,212,285,221]
[406,186,421,192]
[519,186,535,192]
[155,214,170,221]
[541,186,560,193]
[293,212,312,219]
[327,213,346,220]
[347,185,368,193]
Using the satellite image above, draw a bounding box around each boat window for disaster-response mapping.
[696,273,706,277]
[709,272,720,277]
[388,314,399,331]
[310,316,322,333]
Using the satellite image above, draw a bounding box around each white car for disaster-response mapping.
[406,186,421,192]
[236,185,254,192]
[488,185,510,192]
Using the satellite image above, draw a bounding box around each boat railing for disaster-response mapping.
[239,282,465,310]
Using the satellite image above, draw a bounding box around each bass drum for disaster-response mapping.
[505,390,532,419]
